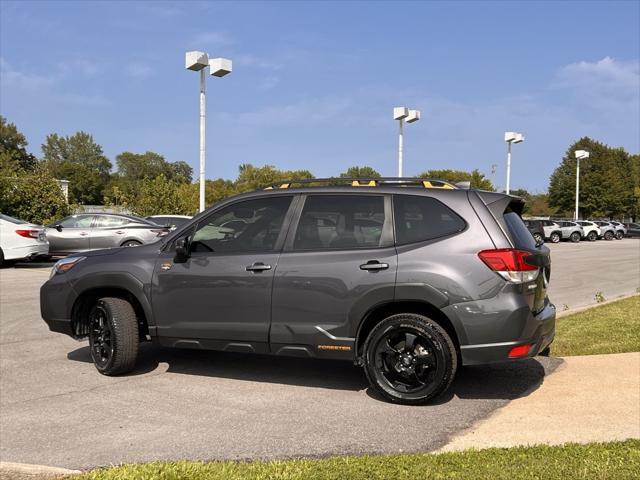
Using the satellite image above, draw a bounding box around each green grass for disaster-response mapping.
[552,295,640,356]
[72,440,640,480]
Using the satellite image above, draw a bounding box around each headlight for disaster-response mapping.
[50,256,86,279]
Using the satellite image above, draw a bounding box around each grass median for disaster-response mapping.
[552,295,640,356]
[72,440,639,480]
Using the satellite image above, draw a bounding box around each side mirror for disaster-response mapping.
[55,224,63,232]
[174,236,190,263]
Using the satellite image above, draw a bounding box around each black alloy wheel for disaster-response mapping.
[364,314,456,405]
[604,231,614,241]
[570,232,581,243]
[89,303,115,370]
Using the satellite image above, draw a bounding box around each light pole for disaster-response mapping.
[393,107,420,177]
[504,131,524,194]
[574,150,590,220]
[185,51,232,212]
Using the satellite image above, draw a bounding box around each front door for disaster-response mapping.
[151,195,296,348]
[47,214,94,254]
[270,194,397,357]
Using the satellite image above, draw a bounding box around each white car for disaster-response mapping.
[0,213,49,265]
[610,221,627,240]
[575,220,600,241]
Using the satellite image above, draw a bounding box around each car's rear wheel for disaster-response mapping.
[615,231,624,240]
[604,231,614,241]
[550,232,561,243]
[570,232,581,243]
[363,313,457,405]
[88,297,139,375]
[121,240,142,247]
[533,233,544,244]
[587,231,597,241]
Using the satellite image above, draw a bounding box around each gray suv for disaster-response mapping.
[40,179,556,405]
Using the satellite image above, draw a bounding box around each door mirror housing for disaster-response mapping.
[54,224,63,232]
[174,236,190,263]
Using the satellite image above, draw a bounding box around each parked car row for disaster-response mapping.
[0,212,194,265]
[523,218,635,244]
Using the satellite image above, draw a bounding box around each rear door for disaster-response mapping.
[90,215,131,249]
[270,194,396,357]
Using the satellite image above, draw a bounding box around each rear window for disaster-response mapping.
[504,210,537,249]
[0,213,27,224]
[393,195,466,245]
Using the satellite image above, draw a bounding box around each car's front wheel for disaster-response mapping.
[550,232,561,243]
[533,233,544,244]
[363,313,457,405]
[604,231,614,241]
[88,297,139,375]
[570,232,581,243]
[121,240,142,247]
[615,231,624,240]
[587,231,597,241]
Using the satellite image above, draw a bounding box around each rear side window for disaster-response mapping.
[504,210,537,249]
[393,195,466,245]
[293,195,385,250]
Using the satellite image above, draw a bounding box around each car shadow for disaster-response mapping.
[67,344,562,404]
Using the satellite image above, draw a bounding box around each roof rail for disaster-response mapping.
[263,177,458,190]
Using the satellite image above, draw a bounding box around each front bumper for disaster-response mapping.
[452,299,556,366]
[40,276,77,336]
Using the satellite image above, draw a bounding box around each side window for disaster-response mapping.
[94,216,129,228]
[59,215,94,228]
[293,195,385,250]
[393,195,466,245]
[191,196,292,253]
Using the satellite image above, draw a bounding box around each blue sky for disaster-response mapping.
[1,0,638,192]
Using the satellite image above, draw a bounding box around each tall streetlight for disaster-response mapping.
[185,51,232,212]
[393,107,420,177]
[504,131,524,194]
[574,149,590,220]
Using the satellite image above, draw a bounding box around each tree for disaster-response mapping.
[339,166,381,178]
[234,164,314,192]
[114,151,192,183]
[0,116,37,172]
[125,175,196,217]
[548,137,635,219]
[42,132,112,205]
[416,169,494,191]
[0,167,71,225]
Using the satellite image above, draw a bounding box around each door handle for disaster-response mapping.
[246,262,272,272]
[360,261,389,271]
[79,232,89,236]
[115,230,125,234]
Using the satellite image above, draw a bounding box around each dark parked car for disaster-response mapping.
[523,219,544,245]
[45,213,168,256]
[623,223,640,237]
[41,178,555,405]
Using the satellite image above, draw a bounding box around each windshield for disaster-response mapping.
[0,213,28,224]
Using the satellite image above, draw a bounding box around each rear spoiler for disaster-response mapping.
[476,191,525,216]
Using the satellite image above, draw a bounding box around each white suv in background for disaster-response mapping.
[610,221,627,240]
[576,220,600,241]
[0,213,49,266]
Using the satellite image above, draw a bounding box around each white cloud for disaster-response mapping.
[0,58,55,89]
[125,63,153,79]
[234,54,281,70]
[259,75,280,90]
[190,31,234,48]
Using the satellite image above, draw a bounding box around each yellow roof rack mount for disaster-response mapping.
[263,177,461,190]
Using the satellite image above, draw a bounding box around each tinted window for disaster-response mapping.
[191,196,292,253]
[294,195,385,250]
[393,195,466,245]
[504,210,537,249]
[94,216,130,228]
[59,215,94,228]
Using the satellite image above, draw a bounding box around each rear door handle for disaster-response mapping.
[246,262,272,272]
[360,261,389,271]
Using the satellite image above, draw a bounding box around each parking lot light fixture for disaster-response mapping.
[394,107,421,177]
[574,150,590,220]
[185,51,233,213]
[504,132,524,195]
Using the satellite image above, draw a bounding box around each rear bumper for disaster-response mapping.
[455,300,556,366]
[4,242,49,261]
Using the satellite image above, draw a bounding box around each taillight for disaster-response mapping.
[15,229,40,238]
[508,344,533,358]
[478,248,539,284]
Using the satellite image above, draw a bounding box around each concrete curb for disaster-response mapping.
[0,462,81,478]
[556,292,638,318]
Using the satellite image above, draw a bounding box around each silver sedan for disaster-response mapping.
[46,214,167,256]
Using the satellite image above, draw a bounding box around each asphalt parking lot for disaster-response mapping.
[0,239,638,469]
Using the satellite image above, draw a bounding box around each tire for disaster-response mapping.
[88,297,139,375]
[121,240,142,247]
[363,313,457,405]
[570,232,581,243]
[604,231,614,241]
[587,231,597,242]
[550,232,561,243]
[615,231,623,240]
[0,248,15,268]
[533,233,544,244]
